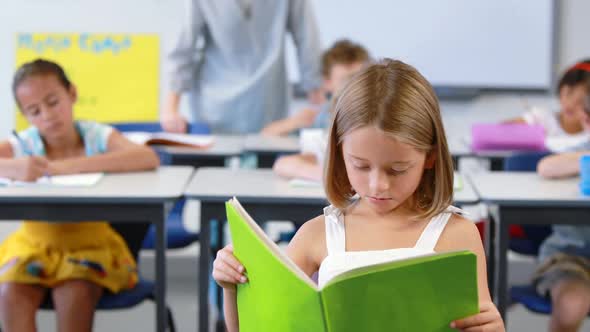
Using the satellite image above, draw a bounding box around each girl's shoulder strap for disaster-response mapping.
[75,121,114,156]
[323,205,346,255]
[414,206,465,251]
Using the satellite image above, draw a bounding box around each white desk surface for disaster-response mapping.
[470,171,590,206]
[185,167,325,203]
[447,136,473,157]
[454,172,479,204]
[243,135,299,153]
[158,135,243,156]
[0,166,194,203]
[186,167,478,204]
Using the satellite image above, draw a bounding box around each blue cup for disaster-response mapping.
[579,155,590,195]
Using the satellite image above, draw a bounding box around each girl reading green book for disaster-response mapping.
[213,59,505,332]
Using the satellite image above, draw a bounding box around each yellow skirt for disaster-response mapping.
[0,221,138,293]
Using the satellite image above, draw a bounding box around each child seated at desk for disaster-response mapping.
[505,59,590,152]
[269,39,370,181]
[535,151,590,332]
[261,39,369,137]
[0,59,159,332]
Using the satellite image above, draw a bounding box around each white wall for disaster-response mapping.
[0,0,590,137]
[440,0,590,137]
[0,0,186,137]
[0,0,589,138]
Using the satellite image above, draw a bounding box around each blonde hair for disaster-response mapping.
[324,59,454,220]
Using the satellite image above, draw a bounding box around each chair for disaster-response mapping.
[141,197,199,249]
[111,121,211,135]
[502,152,571,318]
[502,151,553,256]
[110,121,209,250]
[40,222,176,331]
[511,285,552,314]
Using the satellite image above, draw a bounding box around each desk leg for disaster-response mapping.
[493,209,509,321]
[199,207,212,332]
[216,219,225,332]
[154,216,167,332]
[485,212,495,296]
[199,203,225,332]
[452,155,460,170]
[490,157,505,171]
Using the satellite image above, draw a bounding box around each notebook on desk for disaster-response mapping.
[0,173,104,187]
[124,132,214,148]
[471,123,546,151]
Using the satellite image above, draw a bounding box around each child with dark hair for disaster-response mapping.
[0,59,160,332]
[506,59,590,152]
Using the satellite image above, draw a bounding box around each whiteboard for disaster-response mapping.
[288,0,555,90]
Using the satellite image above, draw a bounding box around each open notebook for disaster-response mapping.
[0,173,104,187]
[124,132,214,148]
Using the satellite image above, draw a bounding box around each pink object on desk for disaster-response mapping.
[471,123,546,151]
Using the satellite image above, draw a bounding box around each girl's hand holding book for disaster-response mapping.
[212,244,248,292]
[450,301,505,332]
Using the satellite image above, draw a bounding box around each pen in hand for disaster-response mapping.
[11,129,32,156]
[11,129,51,180]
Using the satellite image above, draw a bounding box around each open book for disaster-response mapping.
[226,198,479,332]
[124,132,214,148]
[0,173,103,187]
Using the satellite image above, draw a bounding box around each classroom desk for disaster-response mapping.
[242,134,299,168]
[185,167,478,332]
[156,135,244,167]
[446,134,542,170]
[0,166,194,332]
[469,171,590,322]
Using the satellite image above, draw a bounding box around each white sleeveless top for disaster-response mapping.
[317,205,463,288]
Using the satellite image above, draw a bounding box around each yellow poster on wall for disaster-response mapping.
[15,33,159,130]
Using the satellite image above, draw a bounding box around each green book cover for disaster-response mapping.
[226,198,479,332]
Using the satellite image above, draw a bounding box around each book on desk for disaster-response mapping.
[124,132,214,148]
[0,173,104,187]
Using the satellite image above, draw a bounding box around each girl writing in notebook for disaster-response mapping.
[213,59,505,331]
[506,59,590,152]
[0,59,159,332]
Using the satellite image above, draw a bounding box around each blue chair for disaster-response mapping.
[502,151,553,256]
[111,121,211,135]
[511,285,590,316]
[40,280,176,331]
[141,197,199,249]
[502,152,581,318]
[40,222,176,331]
[110,121,209,250]
[511,285,552,314]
